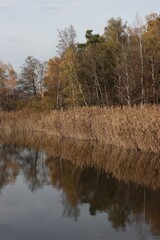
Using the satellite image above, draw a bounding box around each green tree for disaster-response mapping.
[77,29,116,106]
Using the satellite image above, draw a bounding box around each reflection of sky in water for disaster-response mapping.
[19,148,47,159]
[0,176,150,240]
[0,144,159,240]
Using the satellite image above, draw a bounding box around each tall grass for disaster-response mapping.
[0,105,160,152]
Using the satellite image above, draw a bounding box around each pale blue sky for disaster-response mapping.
[0,0,159,70]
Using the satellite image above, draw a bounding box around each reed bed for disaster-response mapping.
[0,105,160,152]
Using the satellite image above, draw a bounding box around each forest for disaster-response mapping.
[0,13,160,111]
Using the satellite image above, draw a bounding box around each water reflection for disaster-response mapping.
[1,131,160,190]
[0,141,160,239]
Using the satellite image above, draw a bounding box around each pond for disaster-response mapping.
[0,134,160,240]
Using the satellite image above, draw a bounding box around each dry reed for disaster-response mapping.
[0,105,160,152]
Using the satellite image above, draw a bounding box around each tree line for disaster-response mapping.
[0,13,160,111]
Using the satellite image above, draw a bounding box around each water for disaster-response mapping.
[0,141,160,240]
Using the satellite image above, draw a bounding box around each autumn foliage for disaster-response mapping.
[0,13,160,111]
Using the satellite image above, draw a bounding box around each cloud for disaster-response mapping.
[0,0,21,12]
[38,6,60,11]
[28,0,82,11]
[0,3,14,12]
[0,0,82,14]
[0,0,60,13]
[0,6,12,11]
[37,5,61,12]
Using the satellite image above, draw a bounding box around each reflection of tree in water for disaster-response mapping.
[0,144,19,189]
[61,193,80,221]
[1,144,160,238]
[0,145,49,191]
[20,149,50,191]
[46,156,133,226]
[46,156,82,221]
[46,156,160,236]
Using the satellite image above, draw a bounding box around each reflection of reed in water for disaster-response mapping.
[1,131,160,191]
[1,138,160,237]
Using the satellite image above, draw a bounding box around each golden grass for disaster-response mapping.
[0,104,160,152]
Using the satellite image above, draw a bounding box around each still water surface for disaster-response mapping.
[0,142,160,240]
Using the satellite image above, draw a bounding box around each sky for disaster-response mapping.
[0,0,159,71]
